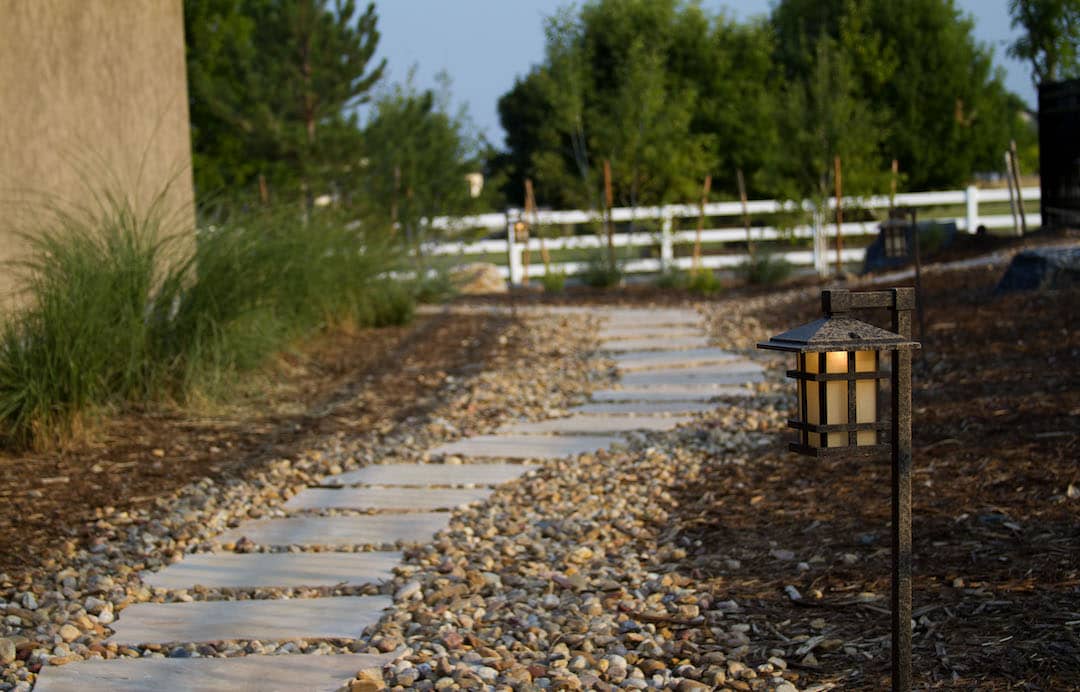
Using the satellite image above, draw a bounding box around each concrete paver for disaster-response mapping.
[326,463,533,487]
[144,551,401,590]
[33,651,401,692]
[600,335,711,352]
[570,400,715,415]
[216,514,449,548]
[591,386,753,402]
[620,363,765,387]
[501,414,690,434]
[107,595,391,645]
[612,348,739,371]
[431,434,620,459]
[284,487,491,512]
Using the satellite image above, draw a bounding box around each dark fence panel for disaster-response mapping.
[1039,78,1080,230]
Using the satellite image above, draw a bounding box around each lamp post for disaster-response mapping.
[758,288,920,691]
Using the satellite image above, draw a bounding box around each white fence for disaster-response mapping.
[426,186,1041,283]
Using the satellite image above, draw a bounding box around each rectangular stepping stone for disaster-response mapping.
[107,595,391,645]
[285,487,491,512]
[571,400,715,415]
[602,309,701,326]
[601,335,711,352]
[591,386,754,402]
[144,552,402,590]
[34,651,400,692]
[326,463,532,487]
[598,327,703,340]
[216,514,448,548]
[620,363,765,388]
[613,348,739,371]
[501,414,690,434]
[430,434,620,459]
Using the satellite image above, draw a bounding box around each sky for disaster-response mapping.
[368,0,1036,148]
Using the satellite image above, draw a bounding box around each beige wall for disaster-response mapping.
[0,0,195,304]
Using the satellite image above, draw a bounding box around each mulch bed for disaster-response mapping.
[672,262,1080,688]
[0,310,510,583]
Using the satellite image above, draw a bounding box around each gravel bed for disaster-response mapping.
[0,312,601,691]
[360,302,826,691]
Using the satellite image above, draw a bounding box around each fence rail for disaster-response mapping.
[426,186,1041,282]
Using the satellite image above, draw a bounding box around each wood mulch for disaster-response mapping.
[0,310,510,583]
[672,259,1080,688]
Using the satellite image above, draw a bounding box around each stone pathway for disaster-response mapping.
[35,305,765,690]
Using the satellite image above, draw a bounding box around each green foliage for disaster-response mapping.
[412,265,458,305]
[184,0,386,205]
[1008,0,1080,85]
[539,271,567,293]
[360,73,483,248]
[686,268,723,294]
[654,269,686,290]
[495,0,1034,208]
[0,195,170,447]
[770,0,1028,190]
[578,249,623,288]
[737,252,795,285]
[0,194,413,449]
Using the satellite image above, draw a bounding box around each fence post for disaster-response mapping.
[660,211,674,273]
[506,210,523,285]
[965,185,979,234]
[812,210,827,278]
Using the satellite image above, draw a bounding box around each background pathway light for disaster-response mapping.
[759,287,920,691]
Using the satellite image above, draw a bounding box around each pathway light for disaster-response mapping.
[758,287,920,691]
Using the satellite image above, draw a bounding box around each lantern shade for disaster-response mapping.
[758,315,917,459]
[757,316,918,354]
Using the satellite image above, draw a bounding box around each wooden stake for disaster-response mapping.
[390,165,401,234]
[604,159,615,272]
[889,159,898,214]
[1004,151,1021,236]
[834,155,843,276]
[736,169,753,260]
[1010,140,1027,235]
[258,174,269,206]
[526,179,549,272]
[693,175,712,273]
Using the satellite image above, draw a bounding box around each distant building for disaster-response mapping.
[1039,78,1080,231]
[0,1,195,303]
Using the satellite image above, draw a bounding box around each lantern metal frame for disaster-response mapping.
[758,287,920,691]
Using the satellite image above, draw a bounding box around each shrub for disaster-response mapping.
[540,270,566,293]
[578,249,622,288]
[412,265,457,304]
[654,269,687,290]
[737,252,794,285]
[686,267,723,294]
[0,196,414,448]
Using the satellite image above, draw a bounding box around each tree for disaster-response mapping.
[1008,0,1080,85]
[184,0,385,205]
[770,0,1028,188]
[767,34,887,206]
[592,38,712,213]
[359,74,481,251]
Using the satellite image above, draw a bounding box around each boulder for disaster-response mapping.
[450,262,507,294]
[996,246,1080,292]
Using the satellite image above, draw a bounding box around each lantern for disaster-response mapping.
[758,314,917,457]
[881,218,910,259]
[758,288,920,691]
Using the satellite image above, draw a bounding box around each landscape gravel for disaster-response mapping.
[0,312,602,691]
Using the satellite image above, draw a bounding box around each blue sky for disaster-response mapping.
[368,0,1034,147]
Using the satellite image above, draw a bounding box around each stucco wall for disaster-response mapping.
[0,0,196,304]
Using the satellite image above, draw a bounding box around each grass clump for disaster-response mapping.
[578,249,623,288]
[539,270,566,293]
[686,268,723,294]
[0,195,413,448]
[737,252,794,285]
